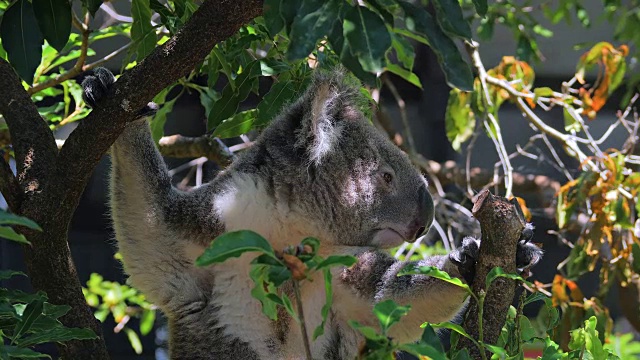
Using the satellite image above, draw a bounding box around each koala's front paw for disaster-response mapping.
[81,67,158,119]
[450,224,544,284]
[81,67,116,109]
[449,237,480,284]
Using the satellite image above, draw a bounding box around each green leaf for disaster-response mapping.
[484,343,507,358]
[139,309,155,336]
[328,18,378,86]
[288,0,340,60]
[0,0,45,84]
[429,322,474,341]
[2,346,50,359]
[432,0,472,39]
[212,109,257,139]
[398,264,471,292]
[397,2,473,91]
[131,0,156,61]
[0,212,41,231]
[249,265,279,321]
[256,81,296,127]
[0,270,26,280]
[420,324,446,354]
[0,226,30,244]
[485,267,526,290]
[348,320,386,341]
[385,63,422,88]
[259,58,291,76]
[207,85,240,131]
[32,0,71,51]
[445,89,475,151]
[124,327,143,354]
[263,0,298,36]
[312,268,333,340]
[314,255,357,270]
[399,343,447,360]
[150,97,176,144]
[523,291,548,306]
[195,230,277,267]
[39,304,68,321]
[534,87,554,98]
[471,0,487,17]
[373,299,411,333]
[280,293,298,321]
[343,5,391,73]
[391,32,415,71]
[13,298,44,340]
[19,327,97,347]
[235,61,262,102]
[518,315,536,342]
[81,0,102,17]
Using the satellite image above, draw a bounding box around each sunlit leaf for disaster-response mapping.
[397,1,473,90]
[256,81,296,127]
[131,0,156,61]
[212,109,257,139]
[398,264,471,293]
[343,4,391,73]
[288,0,340,60]
[373,299,410,333]
[195,230,278,266]
[124,327,143,354]
[445,88,475,151]
[432,0,472,39]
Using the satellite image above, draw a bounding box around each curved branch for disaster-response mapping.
[159,134,235,167]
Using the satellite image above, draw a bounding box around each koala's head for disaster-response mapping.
[250,69,434,249]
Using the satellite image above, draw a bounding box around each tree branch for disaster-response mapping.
[458,190,527,359]
[0,59,58,196]
[159,135,234,167]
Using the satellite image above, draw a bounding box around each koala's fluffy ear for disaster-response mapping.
[297,70,363,165]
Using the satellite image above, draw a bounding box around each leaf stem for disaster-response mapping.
[293,280,313,360]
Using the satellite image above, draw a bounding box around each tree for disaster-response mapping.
[0,0,638,359]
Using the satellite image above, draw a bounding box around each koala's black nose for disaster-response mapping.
[409,185,435,241]
[419,184,434,228]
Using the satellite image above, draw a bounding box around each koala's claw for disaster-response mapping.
[450,225,544,284]
[81,67,158,119]
[449,237,480,284]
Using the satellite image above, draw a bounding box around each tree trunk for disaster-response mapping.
[458,190,527,359]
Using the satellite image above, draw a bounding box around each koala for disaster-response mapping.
[82,67,542,360]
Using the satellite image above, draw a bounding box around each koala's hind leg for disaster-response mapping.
[82,69,222,310]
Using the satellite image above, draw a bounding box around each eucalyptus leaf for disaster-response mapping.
[33,0,72,51]
[212,109,257,139]
[288,0,340,60]
[0,0,44,84]
[343,5,391,73]
[195,230,277,266]
[0,211,41,231]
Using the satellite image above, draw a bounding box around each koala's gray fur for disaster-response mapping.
[82,67,542,360]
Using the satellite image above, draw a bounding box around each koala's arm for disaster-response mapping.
[84,68,223,310]
[337,237,543,344]
[337,251,469,343]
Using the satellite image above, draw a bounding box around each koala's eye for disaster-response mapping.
[383,172,393,184]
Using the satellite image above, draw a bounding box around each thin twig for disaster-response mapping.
[382,74,416,155]
[293,281,313,360]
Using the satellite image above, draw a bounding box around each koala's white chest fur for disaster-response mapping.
[186,173,346,358]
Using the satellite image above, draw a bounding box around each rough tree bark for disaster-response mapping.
[0,0,261,358]
[458,189,528,359]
